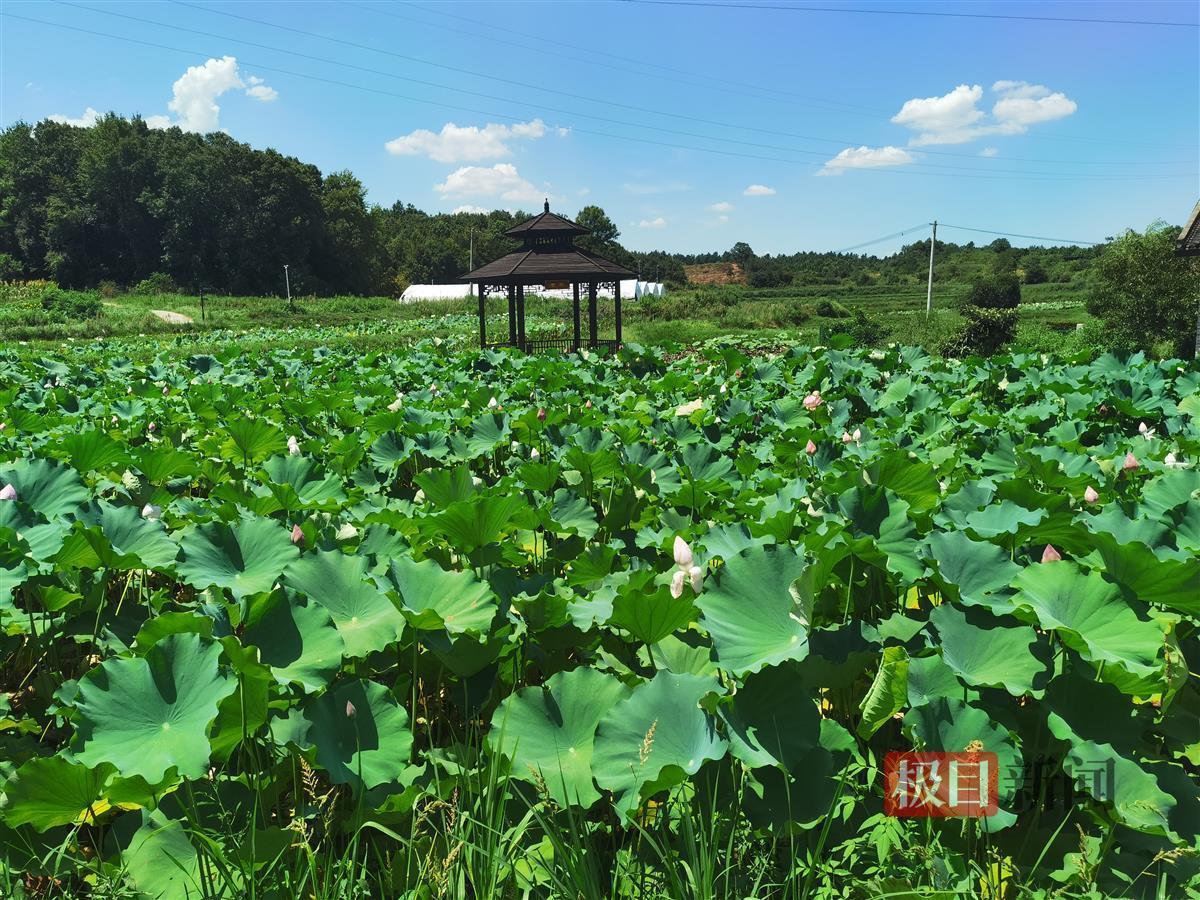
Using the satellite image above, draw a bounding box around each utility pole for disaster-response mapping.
[284,264,292,310]
[926,220,937,316]
[469,229,475,297]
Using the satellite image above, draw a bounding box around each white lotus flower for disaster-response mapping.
[688,565,704,593]
[287,435,301,456]
[387,393,404,412]
[852,428,862,443]
[673,536,694,568]
[530,447,540,460]
[488,396,498,409]
[0,483,17,502]
[141,503,162,521]
[1138,421,1149,434]
[670,569,686,599]
[675,398,703,417]
[1164,451,1186,468]
[413,489,426,504]
[334,522,359,541]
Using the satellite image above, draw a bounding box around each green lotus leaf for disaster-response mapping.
[1090,533,1200,614]
[723,665,822,768]
[386,554,496,636]
[489,668,630,808]
[546,488,598,539]
[837,486,924,581]
[271,679,412,789]
[1011,562,1165,686]
[964,500,1045,539]
[904,697,1023,806]
[608,579,697,645]
[905,654,972,707]
[2,757,117,830]
[696,543,810,675]
[284,549,405,657]
[262,454,347,509]
[55,430,126,473]
[0,458,87,520]
[245,591,345,690]
[222,418,286,465]
[927,530,1019,611]
[432,494,525,552]
[88,502,179,569]
[592,672,726,818]
[122,809,204,900]
[857,646,909,739]
[930,603,1049,696]
[73,633,236,783]
[177,517,298,600]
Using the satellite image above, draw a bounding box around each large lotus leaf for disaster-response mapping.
[2,757,119,830]
[284,549,405,657]
[55,430,126,473]
[489,668,631,807]
[122,808,204,900]
[1044,679,1179,837]
[546,488,598,539]
[432,494,525,552]
[964,500,1045,539]
[87,502,179,569]
[904,697,1023,807]
[592,672,726,817]
[837,486,923,581]
[905,654,973,707]
[695,543,810,675]
[413,465,476,508]
[74,633,236,783]
[723,665,822,769]
[0,458,87,519]
[857,646,909,739]
[739,719,855,830]
[245,591,345,690]
[608,577,697,645]
[271,679,412,789]
[386,555,496,636]
[701,523,773,562]
[929,603,1049,696]
[262,454,346,509]
[1011,562,1165,686]
[177,518,298,600]
[927,530,1020,611]
[222,418,286,465]
[1089,533,1200,614]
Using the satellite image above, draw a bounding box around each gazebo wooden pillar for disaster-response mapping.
[462,201,637,354]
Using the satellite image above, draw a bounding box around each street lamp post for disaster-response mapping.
[284,264,292,310]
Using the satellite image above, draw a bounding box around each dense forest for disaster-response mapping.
[0,114,1103,296]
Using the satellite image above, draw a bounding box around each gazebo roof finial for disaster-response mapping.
[544,198,550,213]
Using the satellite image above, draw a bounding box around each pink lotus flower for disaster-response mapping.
[0,422,6,431]
[841,432,853,444]
[537,407,546,421]
[673,536,694,569]
[852,428,862,443]
[1084,486,1099,504]
[585,399,593,409]
[1041,544,1062,563]
[290,524,304,545]
[147,422,156,434]
[0,483,16,502]
[805,439,817,454]
[1123,452,1139,471]
[345,700,356,718]
[803,391,822,411]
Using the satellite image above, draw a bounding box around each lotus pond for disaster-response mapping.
[1,340,1198,899]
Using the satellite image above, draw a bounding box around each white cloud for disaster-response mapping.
[743,184,776,196]
[48,107,100,127]
[709,201,734,212]
[638,217,667,229]
[557,126,571,137]
[452,205,490,214]
[244,75,278,103]
[818,145,915,176]
[434,163,543,205]
[716,214,729,224]
[145,115,172,130]
[386,119,547,163]
[578,187,591,196]
[892,81,1076,146]
[979,147,999,157]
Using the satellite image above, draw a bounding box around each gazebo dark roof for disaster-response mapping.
[464,246,636,282]
[1176,200,1200,256]
[504,205,590,238]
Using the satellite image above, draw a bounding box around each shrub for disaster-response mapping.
[1086,222,1200,358]
[131,272,177,295]
[98,280,120,299]
[0,253,22,281]
[966,273,1021,309]
[814,298,850,318]
[40,285,102,320]
[843,308,886,347]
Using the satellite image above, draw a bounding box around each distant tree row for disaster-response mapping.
[0,113,1106,297]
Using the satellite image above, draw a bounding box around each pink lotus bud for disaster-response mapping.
[673,536,694,569]
[1098,404,1108,414]
[1164,451,1180,467]
[1138,421,1149,435]
[147,422,156,433]
[0,422,6,431]
[852,428,862,442]
[688,565,704,593]
[345,700,356,718]
[0,483,16,502]
[1122,452,1139,471]
[287,435,301,456]
[841,432,852,444]
[537,407,546,421]
[670,569,685,599]
[290,524,304,545]
[1041,544,1062,563]
[734,369,743,378]
[805,439,817,455]
[585,400,592,409]
[1084,486,1099,504]
[803,392,822,411]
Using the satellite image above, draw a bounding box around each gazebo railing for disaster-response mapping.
[483,338,620,354]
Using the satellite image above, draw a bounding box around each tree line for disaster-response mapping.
[0,113,1113,297]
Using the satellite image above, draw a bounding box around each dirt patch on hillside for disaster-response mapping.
[151,309,194,325]
[684,262,745,286]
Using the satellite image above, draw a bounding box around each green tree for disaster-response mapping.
[1086,222,1200,358]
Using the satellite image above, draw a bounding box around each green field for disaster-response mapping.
[2,336,1197,898]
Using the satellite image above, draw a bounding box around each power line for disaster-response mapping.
[138,1,1195,168]
[6,12,1195,184]
[935,223,1103,246]
[835,224,929,253]
[622,0,1199,29]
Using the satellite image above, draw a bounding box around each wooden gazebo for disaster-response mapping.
[461,201,637,352]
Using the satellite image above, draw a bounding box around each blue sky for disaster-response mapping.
[2,0,1197,255]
